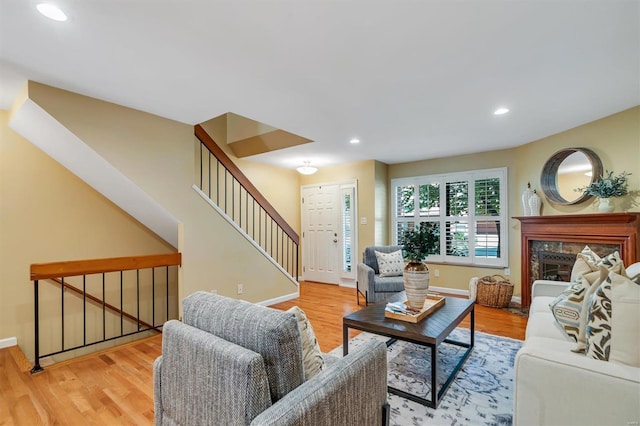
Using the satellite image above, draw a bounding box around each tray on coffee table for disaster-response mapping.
[384,295,445,323]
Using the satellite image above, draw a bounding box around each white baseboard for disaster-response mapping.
[0,337,17,349]
[430,286,469,296]
[430,286,521,305]
[256,285,520,307]
[258,290,300,306]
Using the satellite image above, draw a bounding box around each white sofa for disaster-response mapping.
[514,278,640,426]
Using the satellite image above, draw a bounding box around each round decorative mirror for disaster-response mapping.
[540,148,603,205]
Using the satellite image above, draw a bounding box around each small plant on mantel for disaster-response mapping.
[401,222,440,264]
[576,170,631,198]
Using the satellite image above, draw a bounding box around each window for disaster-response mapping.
[391,168,508,267]
[341,188,353,274]
[340,184,357,279]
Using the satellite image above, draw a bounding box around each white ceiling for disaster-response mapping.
[1,0,638,170]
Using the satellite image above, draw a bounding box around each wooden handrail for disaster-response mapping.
[49,278,157,330]
[30,253,181,280]
[195,124,300,245]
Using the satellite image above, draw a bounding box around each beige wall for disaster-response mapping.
[22,82,298,304]
[388,106,640,296]
[517,106,639,215]
[374,161,389,245]
[0,110,176,360]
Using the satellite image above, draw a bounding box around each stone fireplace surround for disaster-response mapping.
[515,213,640,307]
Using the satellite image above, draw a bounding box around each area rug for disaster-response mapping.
[329,329,522,426]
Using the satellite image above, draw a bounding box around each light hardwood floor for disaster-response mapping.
[0,281,527,425]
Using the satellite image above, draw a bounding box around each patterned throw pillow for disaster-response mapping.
[573,268,609,351]
[570,246,600,282]
[571,247,625,282]
[287,306,325,380]
[375,250,404,277]
[550,282,585,342]
[586,277,611,361]
[586,271,640,366]
[597,251,625,272]
[550,269,603,343]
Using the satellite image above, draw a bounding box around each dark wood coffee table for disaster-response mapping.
[343,292,474,408]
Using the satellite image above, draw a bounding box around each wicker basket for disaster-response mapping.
[476,274,514,308]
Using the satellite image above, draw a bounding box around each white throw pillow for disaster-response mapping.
[609,271,640,367]
[375,250,404,277]
[585,270,640,367]
[469,277,479,302]
[287,306,325,380]
[625,262,640,277]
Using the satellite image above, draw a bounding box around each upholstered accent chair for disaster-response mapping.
[154,291,389,426]
[357,245,404,305]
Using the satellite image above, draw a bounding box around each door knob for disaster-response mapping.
[333,239,338,243]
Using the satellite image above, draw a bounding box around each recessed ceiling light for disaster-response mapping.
[494,107,509,115]
[349,138,360,144]
[37,3,68,21]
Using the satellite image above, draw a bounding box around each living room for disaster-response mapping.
[1,1,639,425]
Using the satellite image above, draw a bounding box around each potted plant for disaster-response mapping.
[400,222,440,308]
[576,170,631,212]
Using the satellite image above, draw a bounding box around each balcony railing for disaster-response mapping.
[30,253,181,373]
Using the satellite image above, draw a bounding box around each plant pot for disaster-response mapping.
[403,261,430,309]
[598,197,615,213]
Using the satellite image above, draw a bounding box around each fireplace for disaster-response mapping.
[515,213,640,307]
[531,242,621,283]
[537,251,576,282]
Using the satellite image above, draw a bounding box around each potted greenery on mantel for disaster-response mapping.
[400,222,440,308]
[576,170,631,212]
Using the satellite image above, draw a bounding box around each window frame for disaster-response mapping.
[340,184,356,279]
[391,167,508,268]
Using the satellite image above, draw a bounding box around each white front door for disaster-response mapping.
[301,184,340,284]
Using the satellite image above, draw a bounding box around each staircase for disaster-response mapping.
[11,83,299,286]
[8,83,300,370]
[194,125,299,283]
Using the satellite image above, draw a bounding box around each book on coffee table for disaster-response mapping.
[384,295,446,323]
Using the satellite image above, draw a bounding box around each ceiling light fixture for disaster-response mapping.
[350,138,360,144]
[37,3,68,21]
[494,107,509,115]
[296,161,318,175]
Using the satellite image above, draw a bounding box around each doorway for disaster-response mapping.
[301,181,357,286]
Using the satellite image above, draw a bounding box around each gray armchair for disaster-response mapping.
[357,245,404,305]
[154,291,389,426]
